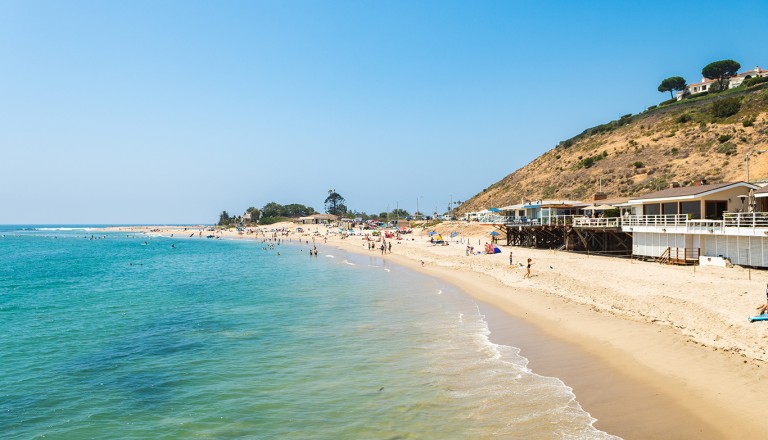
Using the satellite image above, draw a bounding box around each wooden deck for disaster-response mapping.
[501,223,632,255]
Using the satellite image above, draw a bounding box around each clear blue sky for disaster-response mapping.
[2,0,766,224]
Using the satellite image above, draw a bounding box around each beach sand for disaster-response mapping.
[114,223,768,438]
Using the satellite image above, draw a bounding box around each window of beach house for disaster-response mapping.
[662,202,678,215]
[680,201,701,219]
[705,200,727,220]
[541,208,551,225]
[643,203,661,216]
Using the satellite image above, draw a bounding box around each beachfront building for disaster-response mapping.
[512,200,589,225]
[297,213,338,224]
[620,181,768,266]
[467,200,590,225]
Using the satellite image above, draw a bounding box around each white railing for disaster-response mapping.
[622,214,688,227]
[504,217,540,225]
[573,217,621,228]
[686,220,724,234]
[723,212,768,229]
[476,215,506,224]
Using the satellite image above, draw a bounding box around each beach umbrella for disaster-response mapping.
[489,231,500,236]
[450,231,459,238]
[427,231,437,236]
[583,204,614,211]
[488,207,501,213]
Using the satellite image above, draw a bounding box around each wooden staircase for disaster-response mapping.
[658,247,671,265]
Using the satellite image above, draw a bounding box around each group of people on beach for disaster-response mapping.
[367,240,392,254]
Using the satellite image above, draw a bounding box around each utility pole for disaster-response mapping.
[416,196,422,220]
[746,153,750,183]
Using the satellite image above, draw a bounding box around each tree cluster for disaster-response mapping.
[217,188,415,227]
[657,59,742,100]
[217,202,316,226]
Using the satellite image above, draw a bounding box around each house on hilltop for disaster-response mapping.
[676,66,768,100]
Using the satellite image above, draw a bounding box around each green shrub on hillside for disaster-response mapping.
[718,134,733,143]
[676,113,693,123]
[716,143,737,156]
[685,91,709,99]
[576,152,607,169]
[710,97,741,118]
[632,161,645,169]
[743,117,756,127]
[743,76,768,87]
[659,98,677,106]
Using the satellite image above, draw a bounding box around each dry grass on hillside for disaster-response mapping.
[462,88,768,211]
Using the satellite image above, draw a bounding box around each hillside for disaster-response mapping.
[462,85,768,212]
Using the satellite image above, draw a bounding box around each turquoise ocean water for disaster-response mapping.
[0,226,616,439]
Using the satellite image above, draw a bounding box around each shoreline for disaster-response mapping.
[108,224,766,438]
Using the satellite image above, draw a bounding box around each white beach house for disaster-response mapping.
[676,66,767,100]
[620,181,768,266]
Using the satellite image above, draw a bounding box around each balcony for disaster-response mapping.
[723,212,768,235]
[621,214,688,233]
[572,217,622,228]
[622,212,768,236]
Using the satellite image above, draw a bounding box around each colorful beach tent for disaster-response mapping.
[489,231,499,236]
[450,232,459,238]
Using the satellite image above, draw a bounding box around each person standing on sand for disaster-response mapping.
[523,258,533,278]
[509,251,513,265]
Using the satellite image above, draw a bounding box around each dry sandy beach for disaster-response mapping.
[112,223,768,438]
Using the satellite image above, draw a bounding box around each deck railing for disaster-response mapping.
[623,214,688,227]
[723,212,768,229]
[686,219,725,234]
[572,217,621,228]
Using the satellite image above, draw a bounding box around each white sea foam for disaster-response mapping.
[453,303,619,439]
[325,255,335,258]
[343,260,355,266]
[384,268,390,272]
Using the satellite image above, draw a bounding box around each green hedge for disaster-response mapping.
[743,76,768,87]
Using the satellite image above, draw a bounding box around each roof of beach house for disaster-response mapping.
[594,196,629,205]
[628,181,757,203]
[753,185,768,197]
[521,199,589,209]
